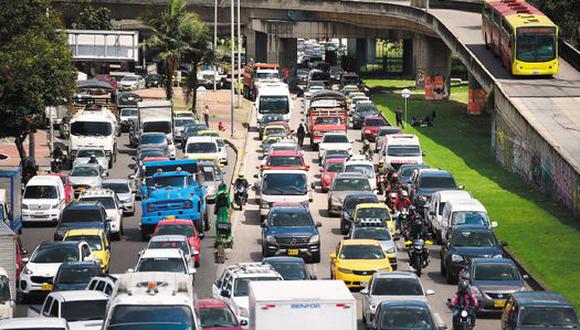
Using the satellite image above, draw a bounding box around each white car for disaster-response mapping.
[69,164,105,197]
[101,179,135,216]
[216,137,228,165]
[78,188,124,240]
[22,175,66,224]
[425,190,472,242]
[133,248,196,282]
[344,158,377,191]
[318,132,353,161]
[72,147,109,176]
[184,136,220,163]
[145,234,197,267]
[18,241,95,301]
[212,263,282,326]
[119,107,138,131]
[173,117,196,141]
[0,317,68,330]
[379,134,423,167]
[119,75,145,91]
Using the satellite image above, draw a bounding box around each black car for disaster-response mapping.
[54,202,110,241]
[180,123,209,147]
[501,291,579,330]
[395,163,430,185]
[340,192,379,234]
[410,169,461,205]
[261,203,322,263]
[351,103,380,129]
[52,262,102,291]
[370,300,444,330]
[440,225,504,284]
[262,256,316,280]
[145,74,162,88]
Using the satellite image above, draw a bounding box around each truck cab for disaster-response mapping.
[136,100,175,157]
[379,134,423,170]
[255,85,291,128]
[68,107,118,169]
[306,91,347,146]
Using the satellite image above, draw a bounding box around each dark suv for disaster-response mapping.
[501,291,579,330]
[340,192,379,234]
[261,203,322,263]
[410,169,461,204]
[54,202,110,241]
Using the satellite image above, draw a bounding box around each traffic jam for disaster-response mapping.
[0,60,578,330]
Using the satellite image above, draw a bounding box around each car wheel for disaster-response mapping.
[440,257,446,276]
[340,219,348,235]
[194,220,203,238]
[112,231,121,241]
[310,252,321,263]
[141,230,148,241]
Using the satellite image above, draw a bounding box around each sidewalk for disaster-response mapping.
[0,132,51,167]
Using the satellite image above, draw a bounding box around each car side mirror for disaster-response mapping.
[22,257,29,263]
[47,278,54,285]
[360,288,369,295]
[309,275,317,280]
[22,249,28,256]
[457,184,465,190]
[500,240,508,247]
[422,152,427,157]
[329,253,336,260]
[315,221,322,228]
[491,221,498,228]
[240,320,249,326]
[426,289,435,296]
[221,289,231,298]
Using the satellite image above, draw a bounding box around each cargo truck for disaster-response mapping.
[0,167,22,233]
[243,63,280,100]
[306,91,347,147]
[135,100,175,157]
[249,280,356,330]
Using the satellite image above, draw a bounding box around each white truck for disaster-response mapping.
[249,280,357,330]
[69,107,118,169]
[255,84,292,127]
[0,222,17,319]
[136,100,175,157]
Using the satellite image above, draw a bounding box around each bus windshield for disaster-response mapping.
[259,96,289,115]
[516,27,557,63]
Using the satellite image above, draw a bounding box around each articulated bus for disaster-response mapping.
[482,0,559,76]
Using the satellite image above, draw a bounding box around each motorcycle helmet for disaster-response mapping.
[391,173,399,181]
[238,173,244,178]
[458,279,470,294]
[378,159,384,165]
[400,190,409,198]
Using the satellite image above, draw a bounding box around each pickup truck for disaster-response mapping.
[306,91,347,147]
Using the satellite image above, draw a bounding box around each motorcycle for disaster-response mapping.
[51,156,63,173]
[234,183,248,210]
[405,238,432,277]
[447,299,476,330]
[376,175,387,195]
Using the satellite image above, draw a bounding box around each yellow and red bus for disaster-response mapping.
[482,0,558,76]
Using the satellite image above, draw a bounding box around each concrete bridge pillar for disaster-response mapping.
[265,36,297,69]
[367,38,376,65]
[246,30,267,63]
[412,34,451,81]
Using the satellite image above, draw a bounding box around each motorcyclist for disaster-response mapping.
[88,154,99,165]
[385,173,402,195]
[214,183,231,228]
[362,139,372,159]
[376,160,388,177]
[233,173,249,208]
[450,279,479,329]
[398,190,413,211]
[410,216,430,241]
[51,145,64,173]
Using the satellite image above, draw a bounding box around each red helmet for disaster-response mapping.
[392,173,399,181]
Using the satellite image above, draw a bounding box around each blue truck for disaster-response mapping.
[139,160,207,240]
[0,167,22,234]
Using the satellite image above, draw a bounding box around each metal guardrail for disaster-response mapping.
[560,41,580,71]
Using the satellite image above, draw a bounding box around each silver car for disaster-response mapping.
[327,172,372,216]
[101,179,135,216]
[360,271,435,328]
[200,163,224,203]
[69,164,105,197]
[72,147,109,174]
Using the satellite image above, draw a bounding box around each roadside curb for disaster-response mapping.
[502,246,548,291]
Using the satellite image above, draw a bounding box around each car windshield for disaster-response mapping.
[65,235,103,251]
[451,230,497,248]
[80,197,115,209]
[387,145,421,157]
[186,142,217,154]
[0,276,11,302]
[203,170,215,182]
[372,278,423,295]
[345,196,378,212]
[419,176,456,189]
[366,119,386,126]
[137,257,185,273]
[154,176,188,188]
[268,263,307,280]
[379,308,434,330]
[102,182,130,194]
[451,211,489,227]
[518,306,579,328]
[262,173,307,195]
[259,96,289,115]
[474,263,519,281]
[268,156,302,167]
[333,178,371,191]
[516,27,557,63]
[256,72,279,79]
[77,149,106,158]
[345,164,374,178]
[70,122,112,136]
[62,300,107,322]
[323,135,348,143]
[62,209,102,223]
[265,127,286,136]
[270,209,313,227]
[353,227,391,241]
[340,245,384,260]
[357,208,389,221]
[108,305,195,330]
[56,266,100,284]
[141,134,167,145]
[157,225,195,238]
[138,150,166,160]
[326,162,345,172]
[121,108,138,117]
[143,121,171,134]
[315,117,341,125]
[31,245,78,263]
[71,166,99,177]
[123,76,138,82]
[400,165,427,180]
[234,277,280,297]
[357,105,378,114]
[149,240,189,256]
[24,185,58,199]
[174,119,194,127]
[199,307,238,328]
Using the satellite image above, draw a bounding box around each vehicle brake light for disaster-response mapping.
[336,303,351,309]
[262,304,276,310]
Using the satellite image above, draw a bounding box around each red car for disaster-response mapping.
[196,299,245,330]
[44,173,74,205]
[95,74,119,89]
[320,158,346,192]
[153,219,201,266]
[258,150,309,171]
[362,116,388,142]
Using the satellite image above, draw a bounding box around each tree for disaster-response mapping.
[530,0,578,47]
[0,0,76,159]
[71,3,113,30]
[143,0,212,101]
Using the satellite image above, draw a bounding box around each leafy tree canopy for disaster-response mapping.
[71,3,113,30]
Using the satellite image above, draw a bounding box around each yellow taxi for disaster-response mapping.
[262,124,288,141]
[353,203,397,237]
[198,130,220,138]
[346,91,366,107]
[330,239,392,288]
[63,228,111,273]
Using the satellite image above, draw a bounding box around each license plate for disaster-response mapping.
[288,249,299,256]
[360,281,369,287]
[533,71,539,75]
[494,300,506,308]
[41,283,53,291]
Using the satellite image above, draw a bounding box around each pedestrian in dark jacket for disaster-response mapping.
[395,107,404,128]
[296,123,306,148]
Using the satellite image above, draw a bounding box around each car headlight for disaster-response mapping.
[337,267,353,274]
[238,307,248,318]
[493,254,503,258]
[385,247,396,254]
[309,234,320,244]
[451,254,464,263]
[266,235,277,244]
[22,267,33,275]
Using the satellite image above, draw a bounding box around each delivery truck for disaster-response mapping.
[0,167,22,233]
[249,280,356,330]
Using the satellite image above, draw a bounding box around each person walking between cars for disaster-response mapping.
[202,105,210,128]
[395,107,404,128]
[296,123,306,148]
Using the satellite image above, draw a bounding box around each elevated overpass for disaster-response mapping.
[54,0,580,215]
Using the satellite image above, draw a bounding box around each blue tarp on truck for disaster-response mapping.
[0,167,22,233]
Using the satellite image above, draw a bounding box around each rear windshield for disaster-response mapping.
[143,121,171,134]
[473,263,519,281]
[108,305,194,330]
[419,176,456,189]
[333,178,370,191]
[25,185,58,199]
[56,266,100,284]
[149,240,189,256]
[140,134,167,145]
[262,173,307,196]
[77,149,105,158]
[137,257,185,273]
[186,142,217,154]
[79,197,115,209]
[372,278,423,295]
[365,118,386,126]
[268,156,302,167]
[387,145,421,157]
[323,135,348,143]
[102,182,130,193]
[326,162,345,172]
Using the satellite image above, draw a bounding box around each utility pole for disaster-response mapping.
[237,0,242,109]
[230,0,235,137]
[213,0,218,91]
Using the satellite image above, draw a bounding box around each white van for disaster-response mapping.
[440,198,498,242]
[69,107,118,169]
[379,134,423,168]
[256,85,292,125]
[255,170,311,221]
[22,176,66,224]
[425,190,472,242]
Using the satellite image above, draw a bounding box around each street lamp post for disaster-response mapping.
[214,0,218,91]
[230,0,235,137]
[237,0,242,109]
[401,88,411,123]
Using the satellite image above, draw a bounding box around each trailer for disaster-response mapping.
[0,167,22,233]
